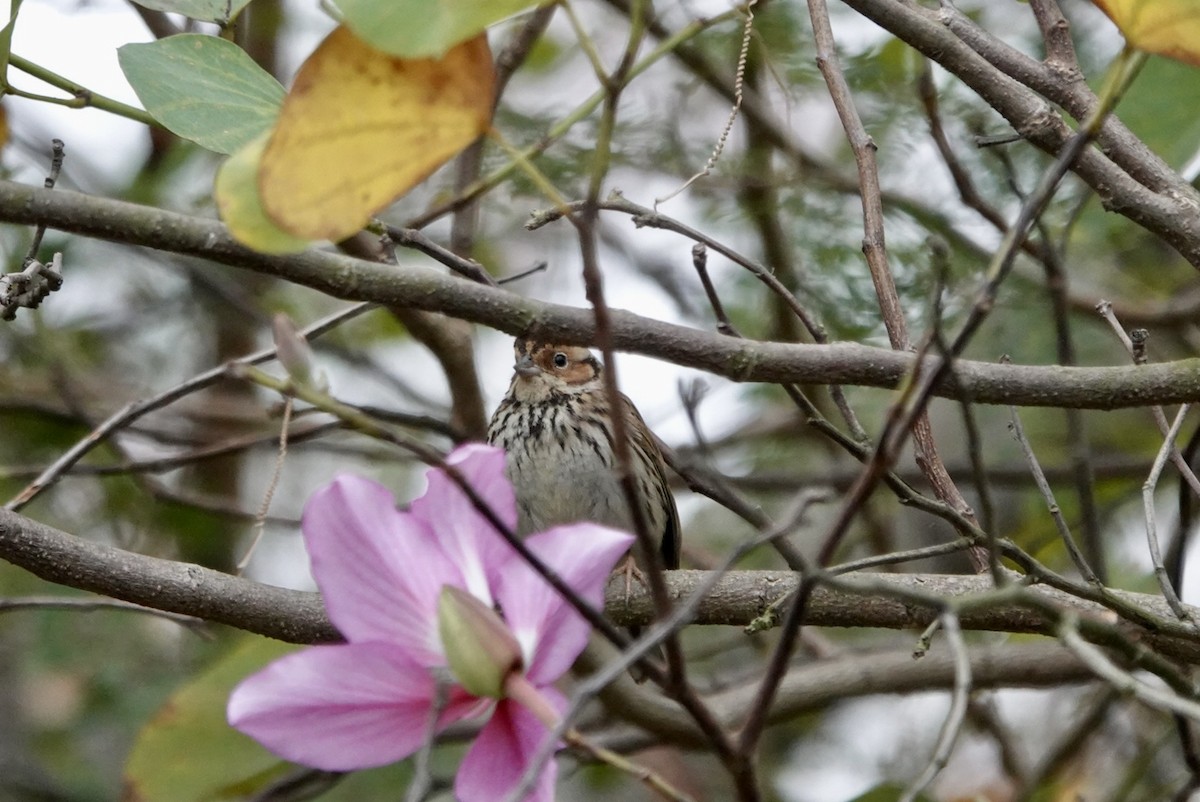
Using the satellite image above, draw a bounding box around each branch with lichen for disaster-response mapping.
[3,506,1200,660]
[1,180,1199,410]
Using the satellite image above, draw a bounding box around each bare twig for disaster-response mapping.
[1059,616,1200,722]
[387,227,498,286]
[5,302,376,511]
[1007,400,1098,583]
[654,0,756,206]
[1097,301,1200,504]
[829,538,975,575]
[986,133,1106,582]
[901,612,971,802]
[529,193,832,349]
[237,399,292,573]
[808,0,985,572]
[1143,405,1194,622]
[26,138,65,258]
[0,594,207,632]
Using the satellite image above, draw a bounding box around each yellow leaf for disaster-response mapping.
[1092,0,1200,66]
[215,132,312,254]
[259,27,494,241]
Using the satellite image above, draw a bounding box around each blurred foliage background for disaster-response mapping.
[2,0,1200,799]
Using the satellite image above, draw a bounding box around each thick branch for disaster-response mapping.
[4,509,1200,664]
[839,0,1200,268]
[1,180,1199,409]
[582,640,1094,749]
[0,508,330,643]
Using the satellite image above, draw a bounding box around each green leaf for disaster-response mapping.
[129,0,253,24]
[845,783,935,802]
[124,634,422,801]
[215,132,311,254]
[118,34,285,154]
[1111,55,1200,168]
[338,0,548,58]
[123,636,300,802]
[0,0,22,75]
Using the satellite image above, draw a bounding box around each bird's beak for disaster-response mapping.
[514,352,539,378]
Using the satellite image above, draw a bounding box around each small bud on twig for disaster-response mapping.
[272,313,328,392]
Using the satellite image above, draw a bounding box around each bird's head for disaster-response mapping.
[509,338,602,398]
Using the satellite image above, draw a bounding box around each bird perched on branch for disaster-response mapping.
[486,337,681,573]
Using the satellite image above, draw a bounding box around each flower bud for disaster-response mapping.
[272,313,328,391]
[437,586,523,698]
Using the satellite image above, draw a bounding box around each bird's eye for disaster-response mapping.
[553,352,569,369]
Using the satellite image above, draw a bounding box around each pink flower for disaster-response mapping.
[227,444,633,802]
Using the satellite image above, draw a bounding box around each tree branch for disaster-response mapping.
[838,0,1200,268]
[4,508,1200,663]
[1,180,1199,409]
[582,640,1096,749]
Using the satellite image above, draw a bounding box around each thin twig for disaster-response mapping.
[0,594,207,632]
[957,398,999,574]
[989,137,1105,581]
[529,194,833,352]
[25,138,65,260]
[900,611,971,802]
[808,0,985,572]
[1059,615,1200,722]
[829,538,975,575]
[1007,399,1098,583]
[237,399,292,573]
[1097,301,1200,505]
[1170,425,1200,607]
[658,437,813,570]
[563,728,696,802]
[386,227,499,286]
[691,243,740,338]
[5,303,376,511]
[497,260,548,285]
[654,0,756,206]
[1143,404,1194,622]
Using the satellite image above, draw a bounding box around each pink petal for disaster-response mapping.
[409,444,518,606]
[455,692,566,802]
[497,524,634,684]
[302,475,464,664]
[227,642,485,771]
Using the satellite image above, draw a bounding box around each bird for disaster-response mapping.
[486,337,681,573]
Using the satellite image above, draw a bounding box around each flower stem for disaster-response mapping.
[503,674,561,729]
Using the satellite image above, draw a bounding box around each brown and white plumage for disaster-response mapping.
[486,339,681,571]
